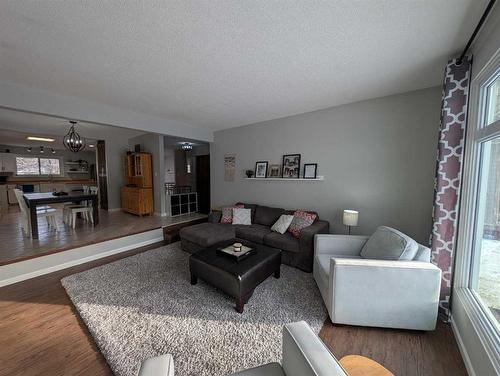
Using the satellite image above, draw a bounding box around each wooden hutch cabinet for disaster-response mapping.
[121,152,154,216]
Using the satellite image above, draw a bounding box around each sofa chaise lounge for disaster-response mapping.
[179,202,329,272]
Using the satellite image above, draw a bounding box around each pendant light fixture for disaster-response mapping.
[181,142,193,151]
[63,120,85,152]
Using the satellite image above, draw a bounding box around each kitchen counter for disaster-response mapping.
[3,179,97,184]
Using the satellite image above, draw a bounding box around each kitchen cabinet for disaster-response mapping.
[122,186,153,216]
[0,153,16,173]
[122,152,153,216]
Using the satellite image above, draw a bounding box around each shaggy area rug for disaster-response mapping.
[61,242,327,376]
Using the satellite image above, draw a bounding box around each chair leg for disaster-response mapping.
[89,210,94,224]
[72,212,76,229]
[51,215,57,229]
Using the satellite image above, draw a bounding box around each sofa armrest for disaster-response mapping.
[208,211,221,223]
[299,220,329,252]
[314,235,368,256]
[330,258,441,330]
[282,321,348,376]
[138,354,174,376]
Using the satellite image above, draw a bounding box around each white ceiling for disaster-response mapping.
[0,108,145,149]
[0,1,488,131]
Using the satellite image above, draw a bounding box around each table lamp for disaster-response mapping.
[343,210,359,235]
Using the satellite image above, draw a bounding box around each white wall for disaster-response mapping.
[0,81,213,142]
[164,148,176,183]
[211,87,441,244]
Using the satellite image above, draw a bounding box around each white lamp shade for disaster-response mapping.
[343,210,359,226]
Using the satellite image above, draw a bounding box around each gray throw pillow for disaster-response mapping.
[360,226,418,261]
[271,214,294,234]
[232,208,252,225]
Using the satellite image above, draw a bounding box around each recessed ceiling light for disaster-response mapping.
[27,136,55,142]
[89,144,95,148]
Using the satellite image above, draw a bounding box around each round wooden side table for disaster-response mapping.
[339,355,394,376]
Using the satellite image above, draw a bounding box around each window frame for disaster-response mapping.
[15,155,63,177]
[454,50,500,369]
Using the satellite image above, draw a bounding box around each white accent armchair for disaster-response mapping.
[138,321,348,376]
[138,355,174,376]
[313,231,441,331]
[229,321,347,376]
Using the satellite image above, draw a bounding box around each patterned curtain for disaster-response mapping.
[430,56,472,321]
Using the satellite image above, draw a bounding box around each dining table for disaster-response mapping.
[23,192,99,239]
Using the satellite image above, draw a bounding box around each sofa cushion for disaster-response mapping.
[232,208,252,225]
[264,232,300,252]
[229,362,285,376]
[254,205,285,226]
[271,214,294,234]
[236,202,258,223]
[284,209,319,223]
[221,204,244,224]
[288,210,317,238]
[236,224,272,244]
[179,223,235,247]
[360,226,418,261]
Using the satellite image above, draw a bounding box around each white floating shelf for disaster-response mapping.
[244,176,324,182]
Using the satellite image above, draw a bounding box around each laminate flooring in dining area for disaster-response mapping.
[0,205,206,265]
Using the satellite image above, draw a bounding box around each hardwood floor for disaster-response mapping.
[0,206,206,265]
[0,243,467,376]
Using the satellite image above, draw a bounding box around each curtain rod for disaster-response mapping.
[457,0,497,64]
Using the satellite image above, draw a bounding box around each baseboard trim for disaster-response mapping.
[0,229,163,287]
[451,315,476,376]
[107,208,122,212]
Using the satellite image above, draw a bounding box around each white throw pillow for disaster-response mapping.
[271,214,294,234]
[232,208,251,225]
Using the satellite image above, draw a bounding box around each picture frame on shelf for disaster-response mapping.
[268,164,281,178]
[254,161,268,178]
[303,163,318,179]
[282,154,301,178]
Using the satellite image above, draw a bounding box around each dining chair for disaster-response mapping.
[63,185,97,229]
[64,205,94,229]
[14,189,58,236]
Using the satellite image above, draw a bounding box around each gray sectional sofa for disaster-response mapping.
[179,202,329,272]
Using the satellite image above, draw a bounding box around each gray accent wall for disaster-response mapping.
[211,87,441,244]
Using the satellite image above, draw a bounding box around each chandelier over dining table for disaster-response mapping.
[63,120,86,152]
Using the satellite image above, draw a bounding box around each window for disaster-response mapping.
[471,136,500,327]
[467,68,500,330]
[485,74,500,125]
[40,158,60,175]
[16,156,61,176]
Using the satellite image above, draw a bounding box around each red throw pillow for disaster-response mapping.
[220,204,244,224]
[288,210,317,238]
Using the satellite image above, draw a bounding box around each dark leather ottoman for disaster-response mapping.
[189,239,281,313]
